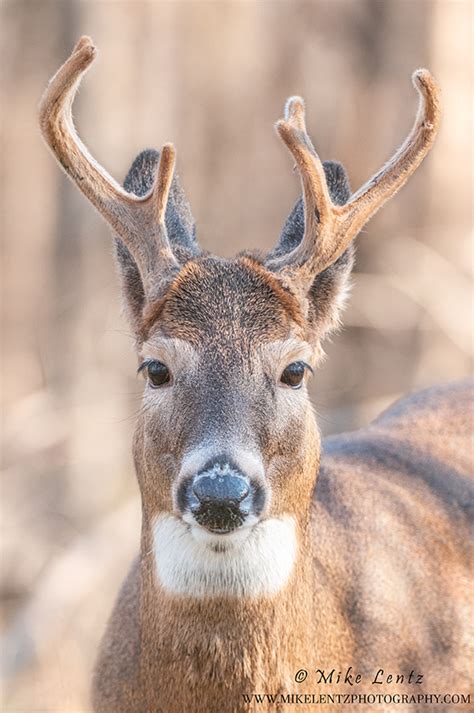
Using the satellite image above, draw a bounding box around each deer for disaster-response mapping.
[39,37,473,713]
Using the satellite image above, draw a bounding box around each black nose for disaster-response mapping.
[192,473,249,506]
[188,458,253,533]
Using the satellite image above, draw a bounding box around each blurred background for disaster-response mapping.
[1,0,472,710]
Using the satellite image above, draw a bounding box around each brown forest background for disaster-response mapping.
[1,1,472,711]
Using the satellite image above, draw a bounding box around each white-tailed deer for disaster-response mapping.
[40,37,473,713]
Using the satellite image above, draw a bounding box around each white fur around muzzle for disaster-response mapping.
[152,514,297,598]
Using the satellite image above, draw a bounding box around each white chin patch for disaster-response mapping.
[152,514,297,598]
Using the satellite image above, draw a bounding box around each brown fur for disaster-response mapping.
[92,381,473,713]
[141,255,306,342]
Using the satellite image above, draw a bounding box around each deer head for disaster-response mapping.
[40,37,440,596]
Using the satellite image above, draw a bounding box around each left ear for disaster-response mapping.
[270,161,354,340]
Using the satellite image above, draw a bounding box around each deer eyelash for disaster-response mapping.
[137,359,153,376]
[300,361,314,374]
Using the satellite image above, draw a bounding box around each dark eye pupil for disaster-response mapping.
[280,362,305,388]
[147,361,170,387]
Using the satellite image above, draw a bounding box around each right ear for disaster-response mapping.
[114,149,199,330]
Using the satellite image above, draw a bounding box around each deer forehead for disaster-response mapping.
[141,256,307,345]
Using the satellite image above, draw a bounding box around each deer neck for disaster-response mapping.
[138,508,317,693]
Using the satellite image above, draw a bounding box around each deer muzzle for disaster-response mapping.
[177,454,266,535]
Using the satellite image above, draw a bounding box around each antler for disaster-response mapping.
[267,70,441,287]
[39,36,179,299]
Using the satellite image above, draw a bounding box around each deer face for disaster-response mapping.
[135,257,322,542]
[40,37,440,595]
[134,253,341,597]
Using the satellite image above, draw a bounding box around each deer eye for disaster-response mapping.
[140,360,171,388]
[280,361,308,389]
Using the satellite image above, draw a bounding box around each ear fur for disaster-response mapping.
[114,149,198,329]
[272,161,355,341]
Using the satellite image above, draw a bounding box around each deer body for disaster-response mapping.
[91,380,473,713]
[40,38,473,713]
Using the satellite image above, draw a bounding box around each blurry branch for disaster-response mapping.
[346,234,473,355]
[1,498,140,682]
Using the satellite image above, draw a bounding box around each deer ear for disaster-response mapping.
[272,161,355,339]
[115,149,199,329]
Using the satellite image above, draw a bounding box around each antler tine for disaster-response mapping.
[39,37,134,228]
[39,37,180,298]
[327,70,441,268]
[154,144,176,225]
[284,95,307,132]
[269,97,335,280]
